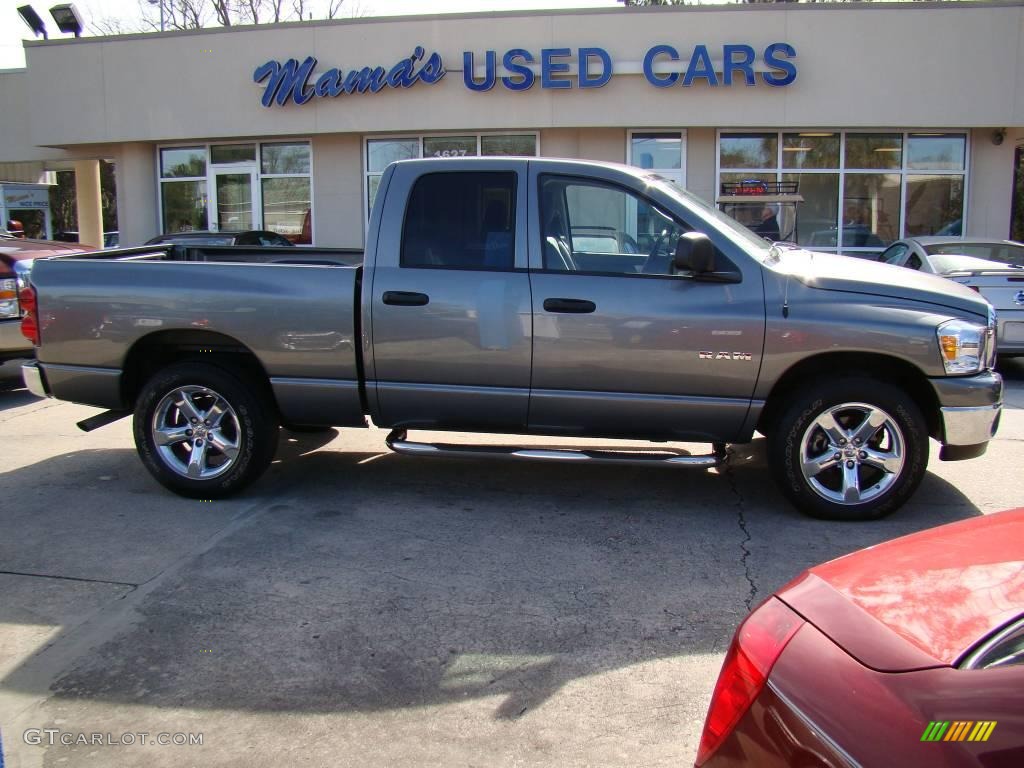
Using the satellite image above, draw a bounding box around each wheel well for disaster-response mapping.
[757,353,941,439]
[121,330,276,411]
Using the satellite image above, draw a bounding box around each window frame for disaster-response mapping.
[715,129,970,256]
[363,131,540,222]
[157,139,313,243]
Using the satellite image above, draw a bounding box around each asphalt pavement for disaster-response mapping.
[1,357,1022,768]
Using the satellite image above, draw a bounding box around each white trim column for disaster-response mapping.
[73,159,103,248]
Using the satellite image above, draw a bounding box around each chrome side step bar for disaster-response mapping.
[385,430,727,468]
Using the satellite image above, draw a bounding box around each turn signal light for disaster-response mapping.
[696,598,804,766]
[939,334,959,361]
[19,285,40,345]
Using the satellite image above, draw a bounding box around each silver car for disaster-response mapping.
[879,236,1024,356]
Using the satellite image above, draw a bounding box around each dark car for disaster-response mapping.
[145,230,294,247]
[697,508,1024,767]
[54,230,120,248]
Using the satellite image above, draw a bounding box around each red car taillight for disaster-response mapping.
[19,284,40,345]
[696,598,804,766]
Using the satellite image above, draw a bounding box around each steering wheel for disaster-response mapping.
[640,229,671,274]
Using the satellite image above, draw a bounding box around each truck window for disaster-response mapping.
[539,175,689,276]
[401,171,517,270]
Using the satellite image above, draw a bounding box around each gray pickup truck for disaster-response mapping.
[20,158,1002,520]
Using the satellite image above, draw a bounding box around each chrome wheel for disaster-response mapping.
[799,402,905,505]
[151,385,241,480]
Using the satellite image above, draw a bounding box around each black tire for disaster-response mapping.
[133,361,279,498]
[768,377,928,521]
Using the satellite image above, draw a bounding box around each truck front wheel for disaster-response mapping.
[133,362,279,498]
[769,377,928,520]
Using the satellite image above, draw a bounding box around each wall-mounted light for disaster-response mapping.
[992,129,1006,147]
[49,3,84,37]
[17,5,48,39]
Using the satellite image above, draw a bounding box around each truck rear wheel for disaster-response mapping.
[133,362,279,498]
[769,377,928,520]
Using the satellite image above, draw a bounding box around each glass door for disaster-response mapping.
[212,167,259,232]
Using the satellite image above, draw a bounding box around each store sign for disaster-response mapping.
[3,187,50,210]
[254,42,796,107]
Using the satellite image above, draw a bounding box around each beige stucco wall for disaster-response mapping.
[311,133,363,249]
[10,3,1024,153]
[114,143,159,246]
[966,128,1024,240]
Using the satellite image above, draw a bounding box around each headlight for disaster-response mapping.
[937,319,987,375]
[0,277,18,319]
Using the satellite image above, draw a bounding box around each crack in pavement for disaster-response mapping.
[0,570,139,589]
[720,452,758,612]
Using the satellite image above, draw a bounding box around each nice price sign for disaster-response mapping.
[254,43,797,107]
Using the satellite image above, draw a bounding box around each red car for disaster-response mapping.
[0,234,91,362]
[697,509,1024,767]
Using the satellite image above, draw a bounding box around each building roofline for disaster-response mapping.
[23,0,1024,50]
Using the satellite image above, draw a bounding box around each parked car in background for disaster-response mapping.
[54,230,120,248]
[145,230,293,247]
[880,237,1024,357]
[696,508,1024,767]
[0,233,92,361]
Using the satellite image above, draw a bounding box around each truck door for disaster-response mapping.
[528,170,765,441]
[368,161,532,431]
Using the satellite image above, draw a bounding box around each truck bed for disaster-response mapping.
[29,244,366,428]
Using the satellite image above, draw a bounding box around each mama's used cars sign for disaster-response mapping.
[254,43,797,107]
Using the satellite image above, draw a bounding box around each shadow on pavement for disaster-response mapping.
[0,431,984,723]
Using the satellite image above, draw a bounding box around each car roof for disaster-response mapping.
[804,508,1024,666]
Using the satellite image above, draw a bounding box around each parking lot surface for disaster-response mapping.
[1,358,1023,768]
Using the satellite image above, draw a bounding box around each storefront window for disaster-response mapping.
[720,133,777,169]
[262,177,311,242]
[160,147,205,178]
[481,135,536,156]
[905,175,964,237]
[261,142,310,175]
[364,133,538,215]
[159,141,311,241]
[1012,146,1024,242]
[423,136,477,158]
[719,130,967,255]
[782,133,839,170]
[161,180,207,233]
[845,134,902,170]
[628,131,686,188]
[211,143,256,164]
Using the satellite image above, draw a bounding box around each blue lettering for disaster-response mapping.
[253,56,316,106]
[541,48,572,89]
[419,51,446,84]
[502,49,535,91]
[343,66,387,94]
[762,42,797,86]
[387,47,422,88]
[722,44,756,87]
[683,45,718,87]
[578,47,612,89]
[643,45,679,88]
[314,68,342,97]
[463,50,496,92]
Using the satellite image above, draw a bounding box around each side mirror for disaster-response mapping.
[673,231,715,274]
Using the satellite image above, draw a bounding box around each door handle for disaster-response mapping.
[382,291,429,307]
[543,298,596,314]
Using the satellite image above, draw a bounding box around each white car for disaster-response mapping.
[879,236,1024,357]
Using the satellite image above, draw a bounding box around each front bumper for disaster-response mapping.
[930,371,1002,460]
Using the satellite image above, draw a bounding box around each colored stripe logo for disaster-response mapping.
[921,721,997,742]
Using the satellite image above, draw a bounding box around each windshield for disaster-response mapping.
[647,176,774,258]
[925,242,1024,267]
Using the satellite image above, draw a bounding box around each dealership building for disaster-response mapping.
[1,1,1022,253]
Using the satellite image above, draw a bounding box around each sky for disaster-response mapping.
[0,0,632,70]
